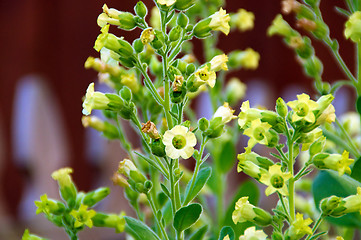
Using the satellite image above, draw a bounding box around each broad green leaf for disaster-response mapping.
[124,216,161,240]
[351,157,361,182]
[183,167,212,205]
[212,136,237,174]
[173,203,202,233]
[222,180,259,238]
[189,225,208,240]
[312,170,361,228]
[218,226,235,240]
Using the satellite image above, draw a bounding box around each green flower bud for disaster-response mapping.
[186,63,196,75]
[304,56,323,78]
[186,24,194,32]
[150,39,163,49]
[120,86,133,102]
[124,187,139,205]
[198,118,209,132]
[296,5,316,20]
[193,18,212,39]
[204,117,224,138]
[175,0,195,11]
[22,229,47,240]
[135,182,146,193]
[82,187,110,208]
[169,26,182,42]
[93,212,126,233]
[151,139,166,157]
[134,1,147,18]
[144,180,153,192]
[320,82,331,95]
[320,195,343,216]
[175,60,187,74]
[312,20,329,40]
[309,136,326,157]
[276,97,288,118]
[177,12,189,28]
[170,88,186,103]
[294,36,314,59]
[133,38,144,53]
[117,12,137,30]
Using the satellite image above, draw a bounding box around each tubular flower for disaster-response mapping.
[210,54,228,71]
[243,118,272,150]
[70,204,96,228]
[259,164,292,196]
[239,48,260,70]
[82,83,110,115]
[51,168,73,189]
[157,0,176,7]
[316,104,336,125]
[239,226,267,240]
[213,102,237,124]
[209,8,231,35]
[268,14,293,37]
[232,197,272,226]
[194,65,217,88]
[238,101,262,129]
[286,213,312,240]
[343,187,361,214]
[233,9,255,32]
[34,194,62,215]
[345,11,361,43]
[163,125,197,159]
[287,93,319,123]
[313,150,354,175]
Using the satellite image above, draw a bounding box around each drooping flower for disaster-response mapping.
[118,159,138,178]
[232,197,272,226]
[163,125,197,159]
[286,213,313,240]
[345,11,361,43]
[213,102,237,124]
[239,226,267,240]
[194,65,217,88]
[287,93,319,123]
[70,204,96,228]
[233,9,255,32]
[268,14,293,37]
[210,54,228,72]
[209,8,231,35]
[82,83,110,115]
[259,164,292,196]
[157,0,176,7]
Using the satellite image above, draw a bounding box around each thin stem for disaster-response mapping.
[322,128,359,157]
[294,164,310,181]
[277,192,291,221]
[335,118,360,157]
[216,171,225,230]
[137,62,164,105]
[305,215,323,240]
[115,116,136,161]
[169,157,177,215]
[147,193,170,240]
[288,134,295,221]
[162,53,174,130]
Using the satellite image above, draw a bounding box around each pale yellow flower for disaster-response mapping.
[194,65,217,88]
[268,14,293,37]
[243,118,272,150]
[287,213,313,239]
[51,167,73,188]
[238,101,262,129]
[260,164,292,196]
[121,72,140,93]
[343,187,361,214]
[210,54,228,71]
[213,102,237,124]
[118,159,137,178]
[239,226,267,240]
[209,8,231,35]
[157,0,176,7]
[316,104,336,125]
[239,48,260,70]
[287,93,319,123]
[70,204,96,228]
[141,28,155,45]
[313,150,354,176]
[163,125,197,159]
[82,82,110,115]
[234,9,255,32]
[345,11,361,43]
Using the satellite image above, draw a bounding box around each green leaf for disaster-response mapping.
[212,137,237,173]
[351,157,361,182]
[173,203,202,233]
[183,167,212,205]
[312,170,361,228]
[189,225,208,240]
[356,96,361,115]
[222,180,259,238]
[160,183,171,198]
[124,216,161,240]
[218,226,235,240]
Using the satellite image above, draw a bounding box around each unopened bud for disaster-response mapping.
[198,118,209,132]
[193,18,212,39]
[177,12,189,28]
[174,0,195,11]
[151,139,166,157]
[276,97,288,118]
[83,187,110,207]
[134,1,147,18]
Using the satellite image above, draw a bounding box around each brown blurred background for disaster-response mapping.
[0,0,355,239]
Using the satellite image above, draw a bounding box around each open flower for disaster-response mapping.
[51,167,73,189]
[238,101,262,129]
[243,118,272,150]
[313,150,354,175]
[70,204,96,228]
[34,194,62,215]
[260,164,292,196]
[82,83,110,115]
[287,93,319,123]
[163,125,197,159]
[213,102,237,124]
[239,226,267,240]
[232,197,272,226]
[194,65,217,88]
[287,213,312,240]
[233,9,255,32]
[345,11,361,43]
[210,54,228,71]
[209,8,231,35]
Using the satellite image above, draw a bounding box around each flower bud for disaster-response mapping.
[83,187,110,207]
[112,172,130,188]
[93,212,126,233]
[237,160,263,180]
[204,117,224,138]
[238,152,274,169]
[174,0,195,11]
[177,12,189,28]
[151,139,166,157]
[134,1,147,18]
[304,56,323,78]
[198,118,209,132]
[133,38,144,53]
[120,86,132,102]
[312,20,329,40]
[169,26,182,42]
[186,63,196,75]
[213,102,237,124]
[193,18,212,39]
[292,36,314,59]
[276,97,288,118]
[102,4,136,30]
[320,195,343,216]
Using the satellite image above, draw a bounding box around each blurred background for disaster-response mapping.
[0,0,356,239]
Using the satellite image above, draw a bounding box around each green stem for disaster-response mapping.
[162,53,174,130]
[288,135,295,221]
[294,164,310,181]
[305,215,323,240]
[182,136,207,206]
[169,158,177,215]
[322,128,359,158]
[137,62,164,105]
[115,116,136,161]
[335,118,360,157]
[147,193,170,240]
[277,192,291,221]
[174,159,181,209]
[216,171,225,230]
